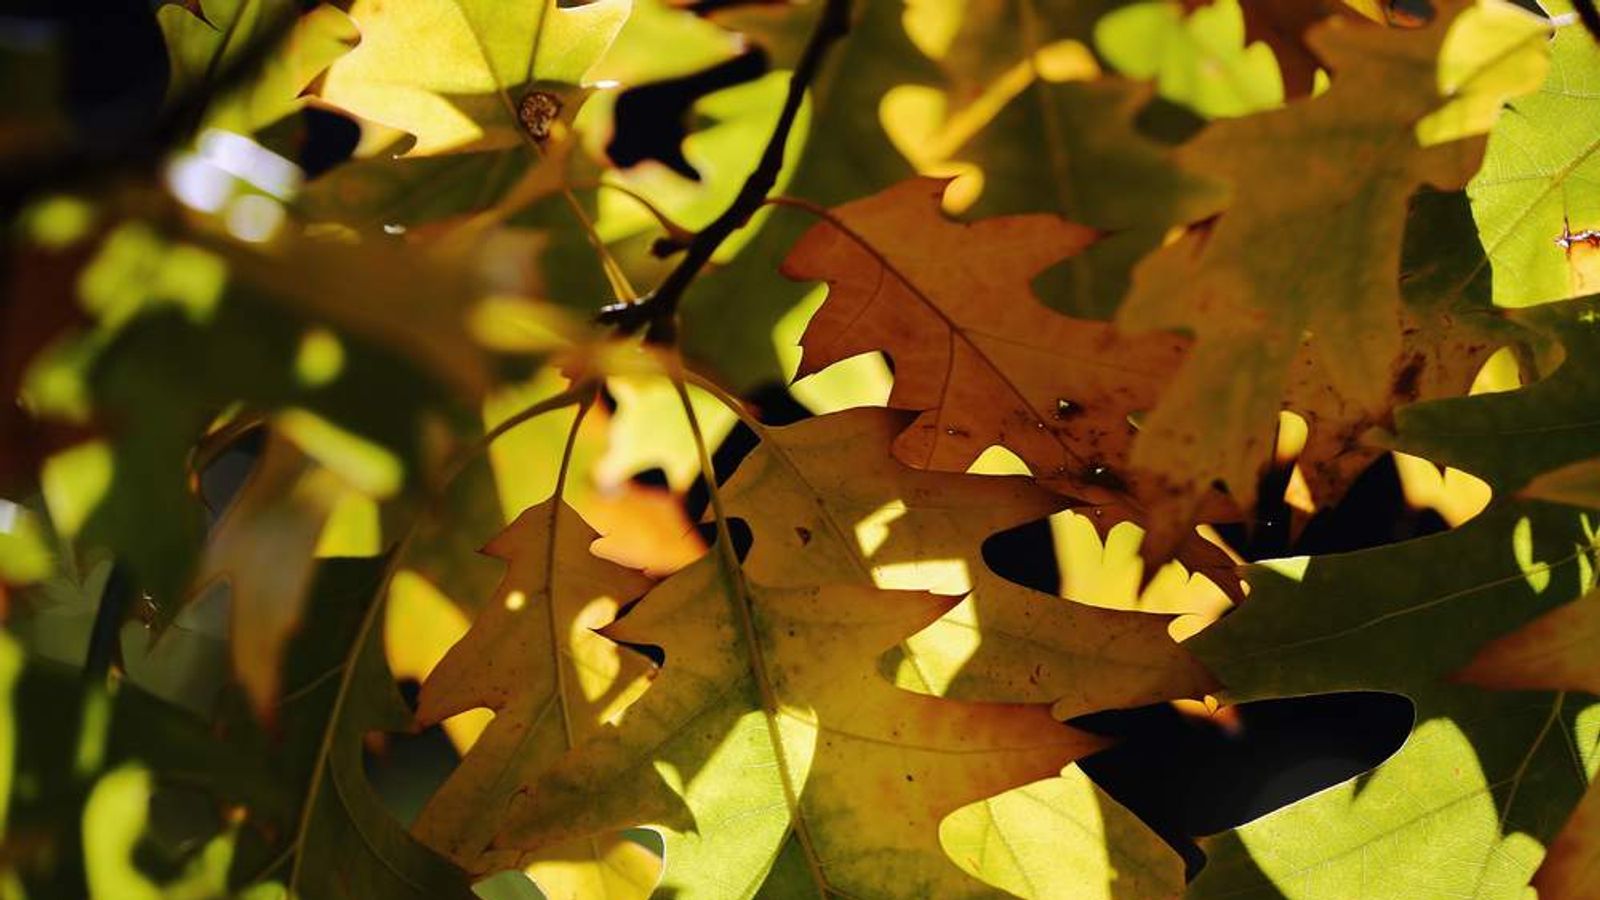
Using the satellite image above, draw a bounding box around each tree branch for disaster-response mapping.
[1574,0,1600,44]
[596,0,852,343]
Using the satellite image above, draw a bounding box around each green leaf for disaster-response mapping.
[78,232,481,621]
[1094,0,1284,119]
[1415,0,1551,146]
[158,0,358,135]
[316,0,629,156]
[1188,504,1599,898]
[1468,2,1600,307]
[242,556,475,898]
[940,765,1184,898]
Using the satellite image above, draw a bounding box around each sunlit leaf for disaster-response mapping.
[497,555,1101,898]
[940,765,1183,899]
[1095,0,1284,119]
[158,0,357,135]
[1468,0,1600,307]
[316,0,629,157]
[412,501,659,896]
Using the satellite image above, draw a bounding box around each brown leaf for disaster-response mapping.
[1534,776,1600,899]
[1454,587,1600,696]
[782,177,1211,563]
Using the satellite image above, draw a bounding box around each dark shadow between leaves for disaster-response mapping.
[1071,691,1416,881]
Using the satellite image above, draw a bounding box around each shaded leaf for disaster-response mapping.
[1523,457,1600,509]
[1390,297,1600,496]
[1188,504,1598,897]
[257,556,474,898]
[191,431,342,718]
[941,76,1228,320]
[1118,0,1488,528]
[1455,576,1600,900]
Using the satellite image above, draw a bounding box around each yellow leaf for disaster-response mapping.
[497,555,1101,897]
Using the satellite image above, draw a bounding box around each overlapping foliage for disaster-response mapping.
[2,0,1599,897]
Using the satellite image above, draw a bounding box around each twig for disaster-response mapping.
[1574,0,1600,43]
[83,562,134,682]
[596,0,853,343]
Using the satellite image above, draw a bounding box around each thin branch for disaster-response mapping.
[596,0,853,343]
[1573,0,1600,43]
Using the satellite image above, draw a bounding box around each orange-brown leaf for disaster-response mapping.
[1454,586,1600,695]
[782,177,1200,560]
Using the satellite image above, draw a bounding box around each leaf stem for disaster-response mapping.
[668,363,834,895]
[437,382,595,493]
[282,381,590,892]
[597,0,854,342]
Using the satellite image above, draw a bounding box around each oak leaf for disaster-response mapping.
[782,177,1214,564]
[412,500,660,897]
[316,0,627,157]
[1188,504,1597,897]
[1455,573,1600,899]
[717,406,1217,717]
[1285,188,1523,509]
[1117,0,1488,531]
[273,557,476,898]
[1469,2,1600,307]
[158,0,356,135]
[493,554,1102,898]
[1391,297,1600,496]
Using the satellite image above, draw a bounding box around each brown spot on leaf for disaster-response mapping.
[1392,352,1426,402]
[1054,398,1083,420]
[518,91,563,143]
[1081,463,1128,493]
